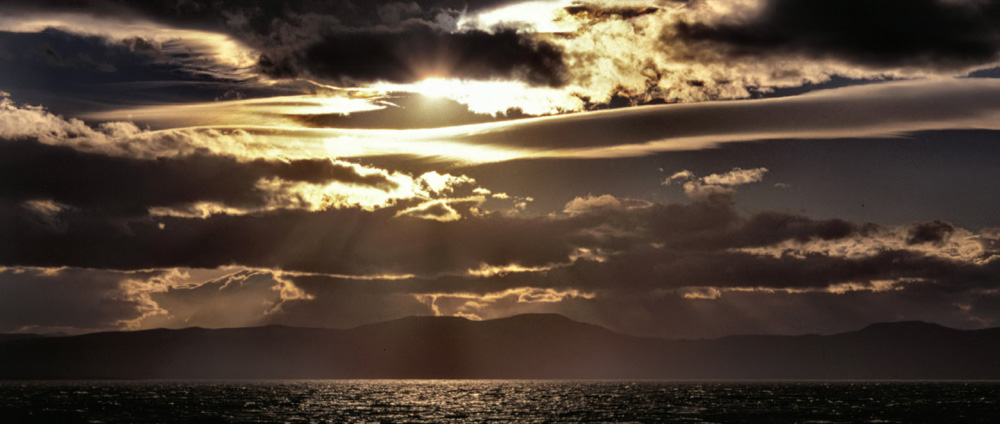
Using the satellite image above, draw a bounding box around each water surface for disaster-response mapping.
[2,380,998,423]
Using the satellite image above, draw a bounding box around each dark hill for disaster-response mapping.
[0,333,44,343]
[1,316,998,380]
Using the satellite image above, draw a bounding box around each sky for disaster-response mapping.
[2,0,1000,339]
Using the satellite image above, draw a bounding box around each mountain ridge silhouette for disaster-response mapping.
[2,315,998,380]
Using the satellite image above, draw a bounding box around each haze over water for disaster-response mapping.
[2,380,999,423]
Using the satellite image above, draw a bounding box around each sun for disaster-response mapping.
[458,0,579,33]
[369,77,584,116]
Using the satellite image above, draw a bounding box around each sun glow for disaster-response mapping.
[459,0,579,33]
[87,94,388,129]
[368,78,584,116]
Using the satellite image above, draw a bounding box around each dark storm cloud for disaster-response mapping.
[564,4,660,20]
[4,195,1000,337]
[0,188,879,279]
[1,0,566,86]
[0,29,162,106]
[2,130,997,314]
[0,138,396,217]
[3,130,996,296]
[0,203,573,274]
[0,267,161,333]
[558,248,965,292]
[264,197,1000,296]
[0,29,286,115]
[567,195,861,252]
[907,220,956,245]
[675,0,1000,69]
[0,188,844,274]
[0,0,516,30]
[260,24,567,86]
[727,212,858,245]
[392,242,975,299]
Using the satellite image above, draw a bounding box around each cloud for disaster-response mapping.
[566,282,1000,339]
[0,12,256,80]
[3,91,530,163]
[662,169,694,185]
[675,0,1000,71]
[415,287,595,320]
[419,171,475,194]
[6,1,1000,341]
[448,79,1000,157]
[0,92,267,160]
[239,252,1000,336]
[680,181,732,198]
[0,1,573,99]
[5,133,994,295]
[661,167,768,198]
[39,78,1000,163]
[136,270,311,330]
[738,221,989,265]
[3,194,1000,337]
[394,196,486,222]
[0,204,573,276]
[245,229,1000,335]
[0,266,315,333]
[0,267,168,333]
[563,194,652,215]
[0,28,157,80]
[84,92,390,130]
[0,91,142,147]
[245,2,567,87]
[260,24,567,87]
[9,0,1000,112]
[19,199,69,231]
[366,78,585,116]
[532,0,1000,107]
[5,257,1000,338]
[0,0,516,33]
[0,94,497,217]
[907,220,956,245]
[0,138,422,218]
[702,167,768,185]
[0,190,874,280]
[678,286,723,300]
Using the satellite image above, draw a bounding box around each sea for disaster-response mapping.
[1,380,998,423]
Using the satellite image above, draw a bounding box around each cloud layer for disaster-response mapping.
[4,0,1000,340]
[676,0,1000,70]
[10,0,1000,111]
[4,193,999,337]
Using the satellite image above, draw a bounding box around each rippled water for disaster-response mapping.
[1,380,998,423]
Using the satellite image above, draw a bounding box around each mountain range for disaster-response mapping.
[1,314,998,380]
